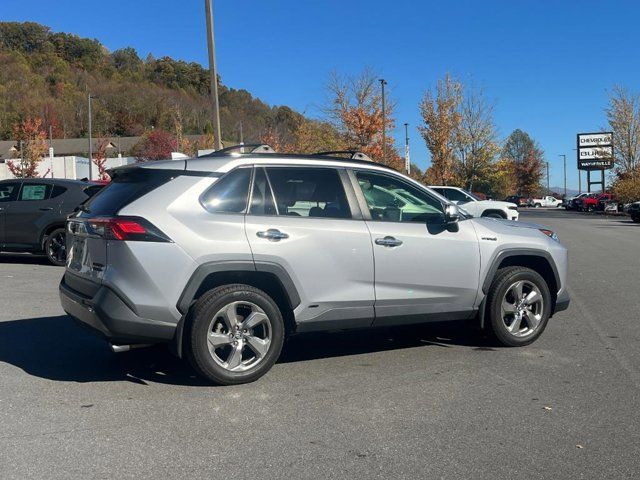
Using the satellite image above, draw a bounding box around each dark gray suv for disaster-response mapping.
[0,178,103,265]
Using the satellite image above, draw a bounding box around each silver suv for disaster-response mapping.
[59,146,569,385]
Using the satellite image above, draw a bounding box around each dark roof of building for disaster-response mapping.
[0,135,212,161]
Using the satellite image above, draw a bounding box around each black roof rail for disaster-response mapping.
[199,144,275,157]
[312,150,374,162]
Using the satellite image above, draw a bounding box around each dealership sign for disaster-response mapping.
[576,132,614,170]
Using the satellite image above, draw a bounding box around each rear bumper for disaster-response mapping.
[553,288,570,315]
[59,278,176,344]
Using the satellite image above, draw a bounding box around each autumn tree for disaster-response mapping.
[326,69,403,170]
[419,74,462,185]
[93,137,111,181]
[132,129,177,161]
[605,86,640,174]
[454,86,499,191]
[501,129,544,197]
[8,117,48,178]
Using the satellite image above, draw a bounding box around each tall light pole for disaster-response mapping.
[404,122,410,175]
[546,161,550,194]
[205,0,223,150]
[559,154,566,197]
[379,78,387,162]
[88,93,94,180]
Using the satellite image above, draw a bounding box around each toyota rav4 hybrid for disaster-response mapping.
[59,146,569,385]
[430,186,519,221]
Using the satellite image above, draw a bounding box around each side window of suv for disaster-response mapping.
[201,167,252,214]
[356,171,444,223]
[0,182,21,202]
[19,183,52,201]
[255,167,352,219]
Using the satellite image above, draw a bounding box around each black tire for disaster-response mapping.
[631,216,640,223]
[534,203,541,208]
[485,266,552,347]
[44,228,67,266]
[484,212,505,219]
[185,284,285,385]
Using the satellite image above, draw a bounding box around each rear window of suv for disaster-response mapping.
[81,168,177,216]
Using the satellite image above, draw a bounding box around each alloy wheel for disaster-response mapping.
[500,280,544,338]
[206,301,272,372]
[47,231,67,264]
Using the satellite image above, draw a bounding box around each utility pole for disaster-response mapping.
[88,93,93,180]
[578,170,581,194]
[379,78,387,162]
[559,154,566,197]
[404,122,410,175]
[205,0,223,150]
[546,161,550,194]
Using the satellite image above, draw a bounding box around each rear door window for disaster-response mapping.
[263,167,351,219]
[19,183,52,201]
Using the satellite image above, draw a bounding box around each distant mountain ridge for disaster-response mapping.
[0,21,311,144]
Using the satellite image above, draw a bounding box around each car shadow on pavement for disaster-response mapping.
[0,315,210,387]
[0,316,493,386]
[279,320,493,363]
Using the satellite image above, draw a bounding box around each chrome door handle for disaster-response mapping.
[375,236,403,247]
[257,229,289,241]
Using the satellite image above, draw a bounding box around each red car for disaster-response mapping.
[581,193,614,212]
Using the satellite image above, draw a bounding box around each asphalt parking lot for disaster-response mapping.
[1,210,639,479]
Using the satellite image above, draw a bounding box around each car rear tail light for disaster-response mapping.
[87,217,171,242]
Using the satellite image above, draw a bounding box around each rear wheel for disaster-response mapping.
[534,203,541,208]
[186,284,285,385]
[44,228,67,266]
[485,266,551,346]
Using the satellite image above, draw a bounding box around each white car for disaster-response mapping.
[430,186,519,220]
[531,195,562,208]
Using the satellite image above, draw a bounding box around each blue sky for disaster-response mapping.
[4,0,640,189]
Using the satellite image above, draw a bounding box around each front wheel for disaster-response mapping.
[45,228,67,266]
[534,203,541,208]
[186,284,285,385]
[485,266,552,346]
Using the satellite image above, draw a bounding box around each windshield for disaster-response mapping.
[436,187,478,204]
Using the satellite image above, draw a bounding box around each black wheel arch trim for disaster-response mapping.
[481,209,507,218]
[176,260,301,315]
[481,248,561,295]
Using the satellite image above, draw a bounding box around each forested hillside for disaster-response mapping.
[0,22,304,143]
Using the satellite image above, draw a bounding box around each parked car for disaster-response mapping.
[531,195,562,208]
[59,146,569,385]
[0,178,104,265]
[582,193,614,212]
[430,186,519,220]
[504,195,529,207]
[597,193,616,211]
[564,193,589,210]
[627,202,640,222]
